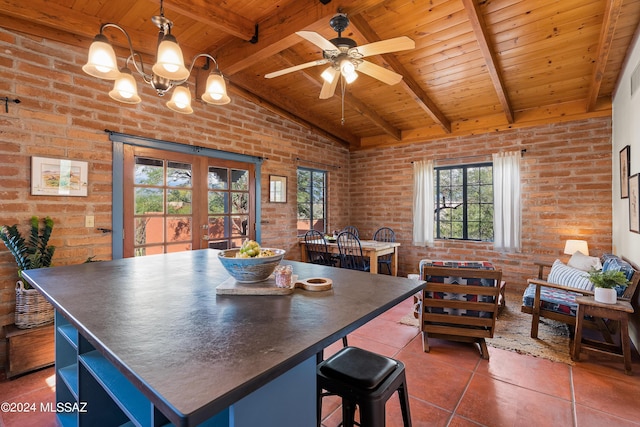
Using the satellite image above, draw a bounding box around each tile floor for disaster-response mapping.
[1,294,640,427]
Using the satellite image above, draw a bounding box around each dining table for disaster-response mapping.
[22,249,424,427]
[300,238,401,275]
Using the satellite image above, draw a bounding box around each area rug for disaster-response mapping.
[399,294,574,365]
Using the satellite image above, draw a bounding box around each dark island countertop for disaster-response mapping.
[22,249,425,426]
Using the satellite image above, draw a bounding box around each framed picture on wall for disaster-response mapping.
[629,173,640,233]
[269,175,287,203]
[31,156,88,197]
[620,145,630,199]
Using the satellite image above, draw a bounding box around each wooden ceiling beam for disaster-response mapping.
[163,0,255,41]
[586,0,623,112]
[461,0,514,124]
[277,50,402,141]
[215,0,388,76]
[348,15,452,134]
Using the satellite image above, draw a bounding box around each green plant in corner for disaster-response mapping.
[587,268,630,289]
[1,216,55,289]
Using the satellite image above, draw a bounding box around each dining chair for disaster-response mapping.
[342,225,359,238]
[304,230,337,266]
[373,227,395,275]
[337,231,370,272]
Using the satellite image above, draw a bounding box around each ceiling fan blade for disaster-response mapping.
[265,59,329,79]
[296,31,338,52]
[357,61,404,85]
[319,68,339,99]
[356,36,415,57]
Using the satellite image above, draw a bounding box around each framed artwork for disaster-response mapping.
[269,175,287,203]
[31,156,88,196]
[629,173,640,233]
[620,145,630,198]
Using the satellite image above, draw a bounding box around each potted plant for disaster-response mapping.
[587,268,630,304]
[0,216,55,328]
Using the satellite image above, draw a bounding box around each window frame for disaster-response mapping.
[434,162,494,242]
[296,167,328,236]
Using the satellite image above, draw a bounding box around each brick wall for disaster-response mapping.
[0,28,613,368]
[350,117,613,289]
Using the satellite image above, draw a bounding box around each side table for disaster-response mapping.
[572,296,634,375]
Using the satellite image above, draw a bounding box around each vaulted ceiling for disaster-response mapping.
[1,0,639,150]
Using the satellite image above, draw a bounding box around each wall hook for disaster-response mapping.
[2,97,20,113]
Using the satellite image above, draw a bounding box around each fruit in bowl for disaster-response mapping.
[218,240,285,283]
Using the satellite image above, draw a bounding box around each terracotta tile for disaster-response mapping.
[448,415,489,427]
[572,365,640,422]
[386,396,451,427]
[475,346,572,400]
[401,333,484,372]
[397,345,474,411]
[352,316,419,349]
[575,404,640,427]
[1,384,57,427]
[456,374,573,426]
[0,367,55,401]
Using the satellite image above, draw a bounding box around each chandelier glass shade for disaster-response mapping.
[82,4,230,114]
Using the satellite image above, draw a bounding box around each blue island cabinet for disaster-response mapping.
[53,311,316,427]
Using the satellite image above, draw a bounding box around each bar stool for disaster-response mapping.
[317,346,412,427]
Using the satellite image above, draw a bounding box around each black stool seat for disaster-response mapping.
[317,346,412,427]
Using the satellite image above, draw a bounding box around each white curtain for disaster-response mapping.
[493,151,521,252]
[412,159,434,246]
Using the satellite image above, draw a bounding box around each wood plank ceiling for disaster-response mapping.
[1,0,639,150]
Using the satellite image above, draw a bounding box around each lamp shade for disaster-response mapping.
[201,72,230,105]
[321,67,337,84]
[82,34,120,80]
[564,239,589,256]
[166,85,193,114]
[108,69,141,104]
[152,34,190,81]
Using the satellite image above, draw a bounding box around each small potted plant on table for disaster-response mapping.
[587,268,630,304]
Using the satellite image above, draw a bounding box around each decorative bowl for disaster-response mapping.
[218,248,286,283]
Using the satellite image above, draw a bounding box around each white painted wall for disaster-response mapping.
[612,32,640,267]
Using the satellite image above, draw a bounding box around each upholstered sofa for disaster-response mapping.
[521,253,640,340]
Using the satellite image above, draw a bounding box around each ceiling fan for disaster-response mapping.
[265,13,415,99]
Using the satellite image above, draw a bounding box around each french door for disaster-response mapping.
[123,146,255,257]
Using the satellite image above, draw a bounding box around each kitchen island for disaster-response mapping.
[22,249,424,427]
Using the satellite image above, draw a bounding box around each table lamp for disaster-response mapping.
[564,239,589,256]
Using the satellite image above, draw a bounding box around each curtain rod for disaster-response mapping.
[411,149,526,164]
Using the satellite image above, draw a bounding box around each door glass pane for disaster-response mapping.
[231,169,248,190]
[208,216,228,239]
[135,158,163,185]
[166,217,192,242]
[231,192,248,213]
[208,191,227,214]
[135,188,163,214]
[209,167,228,189]
[167,189,192,214]
[231,215,249,237]
[135,217,163,245]
[167,162,192,188]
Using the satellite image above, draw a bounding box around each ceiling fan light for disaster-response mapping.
[82,34,120,80]
[108,68,141,104]
[340,59,356,76]
[166,85,193,114]
[152,33,190,81]
[344,69,358,84]
[201,71,228,104]
[321,67,336,83]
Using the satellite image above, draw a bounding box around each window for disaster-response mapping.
[297,168,327,235]
[435,163,493,241]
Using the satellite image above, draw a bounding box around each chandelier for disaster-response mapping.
[82,0,230,114]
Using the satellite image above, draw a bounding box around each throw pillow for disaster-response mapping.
[547,259,593,291]
[567,251,602,271]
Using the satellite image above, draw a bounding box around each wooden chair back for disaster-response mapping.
[420,264,502,359]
